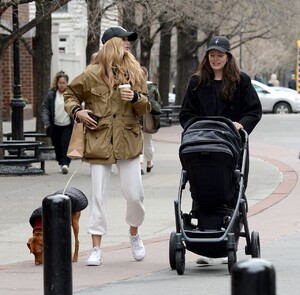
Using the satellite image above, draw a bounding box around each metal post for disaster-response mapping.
[11,4,25,140]
[231,258,276,295]
[43,194,73,295]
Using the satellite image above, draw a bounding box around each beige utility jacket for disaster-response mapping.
[64,65,151,164]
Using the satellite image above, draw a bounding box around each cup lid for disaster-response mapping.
[118,84,131,88]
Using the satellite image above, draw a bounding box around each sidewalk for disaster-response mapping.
[0,119,299,294]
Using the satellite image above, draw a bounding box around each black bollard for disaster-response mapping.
[231,258,276,295]
[43,194,72,295]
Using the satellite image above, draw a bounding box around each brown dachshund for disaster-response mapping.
[27,188,88,265]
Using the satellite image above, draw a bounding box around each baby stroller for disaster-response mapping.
[169,116,261,275]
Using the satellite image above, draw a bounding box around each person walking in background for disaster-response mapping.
[288,74,296,90]
[64,26,151,266]
[254,73,263,83]
[41,71,72,174]
[179,35,262,265]
[140,66,162,175]
[267,73,280,86]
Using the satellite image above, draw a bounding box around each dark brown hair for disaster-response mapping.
[195,51,240,101]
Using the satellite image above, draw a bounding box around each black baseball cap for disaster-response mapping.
[101,26,138,44]
[206,36,230,53]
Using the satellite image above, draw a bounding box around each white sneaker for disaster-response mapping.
[61,165,69,174]
[129,233,145,261]
[196,256,214,265]
[86,247,102,266]
[222,257,228,264]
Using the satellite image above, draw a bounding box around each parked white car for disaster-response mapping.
[251,80,300,114]
[272,86,298,94]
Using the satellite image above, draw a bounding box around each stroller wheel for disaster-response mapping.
[227,250,237,274]
[251,231,261,258]
[175,250,185,275]
[169,231,176,270]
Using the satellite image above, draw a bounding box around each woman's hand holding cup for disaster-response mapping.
[118,84,134,101]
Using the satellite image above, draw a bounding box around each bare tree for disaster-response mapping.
[95,0,300,101]
[164,0,300,103]
[107,1,173,101]
[33,0,53,133]
[120,0,138,56]
[86,0,117,65]
[175,24,199,105]
[86,0,103,64]
[0,0,71,141]
[158,17,173,106]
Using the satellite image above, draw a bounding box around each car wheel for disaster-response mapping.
[273,102,292,114]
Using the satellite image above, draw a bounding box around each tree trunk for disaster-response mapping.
[158,20,173,106]
[86,0,102,65]
[139,24,152,69]
[33,2,52,133]
[122,3,137,56]
[139,7,153,70]
[176,25,199,105]
[0,60,3,144]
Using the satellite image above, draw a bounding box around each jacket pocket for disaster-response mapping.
[90,86,111,117]
[84,122,112,159]
[121,123,143,158]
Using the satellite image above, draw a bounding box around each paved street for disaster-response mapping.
[0,114,300,294]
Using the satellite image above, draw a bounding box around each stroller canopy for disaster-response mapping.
[180,117,242,169]
[179,117,243,205]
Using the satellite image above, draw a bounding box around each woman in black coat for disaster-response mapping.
[179,36,262,134]
[179,36,262,265]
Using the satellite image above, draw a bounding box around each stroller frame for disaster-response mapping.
[169,117,261,275]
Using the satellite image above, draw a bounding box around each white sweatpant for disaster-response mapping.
[140,131,154,163]
[88,157,145,235]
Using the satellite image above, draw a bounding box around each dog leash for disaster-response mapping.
[62,161,83,195]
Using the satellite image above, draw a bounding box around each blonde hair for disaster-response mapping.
[91,37,145,96]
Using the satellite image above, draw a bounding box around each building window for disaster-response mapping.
[59,37,67,54]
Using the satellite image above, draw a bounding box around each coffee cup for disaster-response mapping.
[118,84,131,93]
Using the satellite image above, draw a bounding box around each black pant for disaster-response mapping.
[51,124,73,166]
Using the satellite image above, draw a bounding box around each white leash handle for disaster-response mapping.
[62,161,82,195]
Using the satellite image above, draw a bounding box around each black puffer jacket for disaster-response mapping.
[41,88,73,136]
[41,88,56,128]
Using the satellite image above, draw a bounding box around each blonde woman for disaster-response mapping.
[64,27,151,266]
